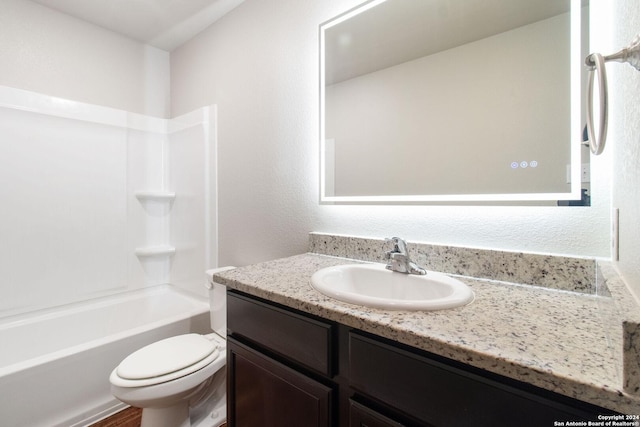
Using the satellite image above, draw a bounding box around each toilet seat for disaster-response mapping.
[110,334,220,388]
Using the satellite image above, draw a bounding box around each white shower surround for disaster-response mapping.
[0,85,217,318]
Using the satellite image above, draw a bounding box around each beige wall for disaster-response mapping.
[0,0,170,118]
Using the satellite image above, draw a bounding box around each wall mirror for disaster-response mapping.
[320,0,589,204]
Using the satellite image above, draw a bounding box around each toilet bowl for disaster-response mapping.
[110,267,234,427]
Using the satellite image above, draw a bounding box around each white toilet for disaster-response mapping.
[110,267,234,427]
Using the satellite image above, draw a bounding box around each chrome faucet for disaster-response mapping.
[384,237,427,275]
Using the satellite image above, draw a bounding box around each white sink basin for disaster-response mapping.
[310,264,474,311]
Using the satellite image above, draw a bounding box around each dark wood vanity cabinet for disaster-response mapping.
[347,332,609,426]
[227,290,614,427]
[227,291,336,427]
[228,338,332,427]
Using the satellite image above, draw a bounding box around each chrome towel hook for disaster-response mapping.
[585,33,640,155]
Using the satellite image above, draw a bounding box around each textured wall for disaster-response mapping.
[170,0,614,269]
[0,0,170,118]
[606,0,640,301]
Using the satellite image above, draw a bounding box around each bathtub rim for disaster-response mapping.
[0,284,210,378]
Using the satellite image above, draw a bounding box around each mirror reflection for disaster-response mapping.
[320,0,589,203]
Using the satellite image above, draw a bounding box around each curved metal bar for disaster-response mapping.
[586,53,608,155]
[585,34,640,71]
[583,33,640,156]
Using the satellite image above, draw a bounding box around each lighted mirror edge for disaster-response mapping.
[318,0,585,204]
[321,193,580,203]
[570,0,582,195]
[321,0,388,31]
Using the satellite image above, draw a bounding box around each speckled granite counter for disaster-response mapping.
[214,243,640,415]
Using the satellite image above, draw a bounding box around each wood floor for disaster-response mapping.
[91,407,142,427]
[91,407,227,427]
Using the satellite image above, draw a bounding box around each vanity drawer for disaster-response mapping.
[349,332,599,427]
[349,400,405,427]
[227,291,334,376]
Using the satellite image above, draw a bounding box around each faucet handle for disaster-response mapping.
[383,237,426,275]
[385,237,407,254]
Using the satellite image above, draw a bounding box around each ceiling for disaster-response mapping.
[29,0,245,51]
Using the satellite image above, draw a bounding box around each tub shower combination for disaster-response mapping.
[0,86,217,426]
[0,286,210,426]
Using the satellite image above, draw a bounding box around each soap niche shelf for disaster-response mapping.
[134,191,176,202]
[134,190,176,259]
[134,245,176,257]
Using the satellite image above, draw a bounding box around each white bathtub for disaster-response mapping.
[0,285,211,427]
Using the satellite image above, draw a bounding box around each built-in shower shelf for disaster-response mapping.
[135,191,176,201]
[135,245,176,257]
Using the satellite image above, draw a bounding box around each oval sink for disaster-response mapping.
[310,264,474,311]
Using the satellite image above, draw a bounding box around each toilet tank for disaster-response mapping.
[205,267,235,336]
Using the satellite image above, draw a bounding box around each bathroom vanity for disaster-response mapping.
[227,290,609,426]
[216,234,640,426]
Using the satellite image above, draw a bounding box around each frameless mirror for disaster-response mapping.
[320,0,589,204]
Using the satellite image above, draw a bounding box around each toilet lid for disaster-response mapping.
[117,334,216,380]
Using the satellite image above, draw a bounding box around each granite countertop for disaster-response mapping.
[214,252,640,414]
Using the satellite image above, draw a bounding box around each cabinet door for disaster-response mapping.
[228,337,332,427]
